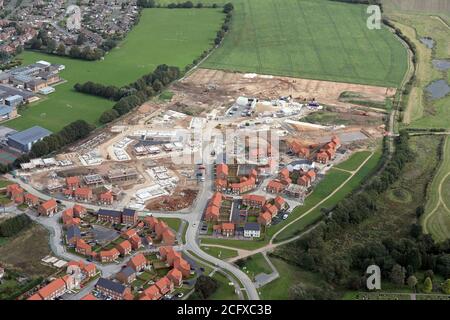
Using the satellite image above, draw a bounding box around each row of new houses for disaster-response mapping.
[6,183,58,216]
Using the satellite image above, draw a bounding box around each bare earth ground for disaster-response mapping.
[0,224,54,277]
[176,68,396,110]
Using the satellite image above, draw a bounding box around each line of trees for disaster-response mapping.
[98,64,181,124]
[74,82,127,101]
[0,214,32,237]
[14,120,94,166]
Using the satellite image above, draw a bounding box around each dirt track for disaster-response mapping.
[180,68,396,108]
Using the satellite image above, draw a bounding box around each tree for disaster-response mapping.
[69,45,81,58]
[46,39,57,53]
[422,277,433,294]
[442,279,450,294]
[407,275,417,291]
[77,33,87,45]
[223,2,234,13]
[56,43,66,56]
[194,275,218,299]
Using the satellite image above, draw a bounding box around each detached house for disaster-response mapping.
[74,187,93,201]
[75,239,92,256]
[116,266,136,284]
[38,199,58,216]
[116,240,132,256]
[127,253,147,272]
[24,193,39,207]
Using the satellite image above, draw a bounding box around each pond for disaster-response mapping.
[432,59,450,71]
[420,37,435,49]
[426,80,450,100]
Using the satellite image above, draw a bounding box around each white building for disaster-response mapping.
[243,222,261,238]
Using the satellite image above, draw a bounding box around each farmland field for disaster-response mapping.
[198,0,408,87]
[5,9,223,132]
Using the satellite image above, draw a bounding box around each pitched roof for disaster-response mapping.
[98,209,122,218]
[119,266,135,278]
[66,225,81,240]
[122,208,136,217]
[38,278,66,299]
[244,222,260,231]
[40,199,57,210]
[128,253,147,268]
[96,278,127,295]
[81,293,97,300]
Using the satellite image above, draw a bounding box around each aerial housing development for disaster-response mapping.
[0,0,449,308]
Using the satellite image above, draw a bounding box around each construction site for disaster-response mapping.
[12,68,389,213]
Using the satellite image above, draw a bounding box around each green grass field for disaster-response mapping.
[201,246,238,259]
[334,151,373,171]
[422,136,450,242]
[199,0,408,87]
[238,253,272,280]
[5,9,223,132]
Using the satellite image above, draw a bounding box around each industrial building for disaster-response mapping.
[7,126,52,152]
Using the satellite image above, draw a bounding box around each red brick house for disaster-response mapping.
[6,184,24,199]
[141,285,162,300]
[174,257,191,278]
[144,216,159,230]
[205,205,220,222]
[298,175,311,187]
[73,204,87,217]
[162,229,176,245]
[266,179,286,194]
[75,239,92,256]
[155,221,169,239]
[230,177,256,194]
[35,278,67,300]
[116,266,136,284]
[263,203,278,218]
[159,246,172,260]
[122,228,137,239]
[99,248,119,263]
[274,196,287,211]
[167,268,183,287]
[66,176,80,190]
[242,194,266,207]
[258,211,272,226]
[116,240,132,256]
[38,199,58,216]
[155,276,174,295]
[130,235,142,249]
[24,193,39,207]
[166,249,182,266]
[99,191,114,205]
[74,187,93,201]
[216,163,229,180]
[127,253,147,272]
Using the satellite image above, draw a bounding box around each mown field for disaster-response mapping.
[5,9,223,132]
[159,0,408,86]
[383,0,450,24]
[422,136,450,242]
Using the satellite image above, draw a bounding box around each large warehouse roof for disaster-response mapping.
[8,126,51,145]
